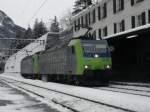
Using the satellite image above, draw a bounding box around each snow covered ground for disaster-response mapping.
[0,79,70,112]
[1,73,150,112]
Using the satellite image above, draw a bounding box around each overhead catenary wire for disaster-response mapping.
[27,0,48,25]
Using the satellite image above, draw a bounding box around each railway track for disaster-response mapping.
[110,81,150,88]
[94,82,150,98]
[0,76,138,112]
[95,86,150,98]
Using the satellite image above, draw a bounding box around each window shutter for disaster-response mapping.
[131,16,135,28]
[81,16,84,27]
[104,3,107,18]
[113,0,116,13]
[141,12,146,25]
[149,10,150,23]
[85,14,88,26]
[104,27,108,36]
[114,23,117,33]
[106,27,108,36]
[93,9,96,23]
[99,29,102,40]
[121,0,124,10]
[74,21,77,31]
[93,30,96,40]
[98,6,101,21]
[131,0,134,6]
[78,18,80,30]
[122,20,125,31]
[88,12,91,25]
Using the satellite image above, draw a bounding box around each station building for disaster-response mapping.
[72,0,150,82]
[72,0,150,40]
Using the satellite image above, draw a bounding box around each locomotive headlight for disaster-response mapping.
[106,65,110,69]
[94,54,99,58]
[85,65,88,69]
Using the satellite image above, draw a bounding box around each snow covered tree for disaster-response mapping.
[73,0,92,15]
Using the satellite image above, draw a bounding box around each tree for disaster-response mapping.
[73,0,92,15]
[50,16,60,32]
[38,20,48,36]
[10,29,24,50]
[33,19,39,39]
[24,26,33,39]
[33,19,48,39]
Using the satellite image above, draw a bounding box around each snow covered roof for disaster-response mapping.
[104,24,150,40]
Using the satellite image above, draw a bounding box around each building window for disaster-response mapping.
[102,3,107,18]
[88,12,91,25]
[120,20,125,32]
[114,23,117,33]
[85,14,88,26]
[97,3,107,20]
[113,0,124,13]
[78,18,80,30]
[98,6,101,21]
[81,16,84,27]
[148,10,150,23]
[131,16,135,28]
[102,26,107,37]
[131,11,146,28]
[98,29,102,40]
[131,0,144,6]
[74,21,77,31]
[92,9,96,23]
[141,12,146,25]
[114,20,125,33]
[92,30,96,40]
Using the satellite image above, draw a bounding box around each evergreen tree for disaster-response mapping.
[50,16,60,32]
[24,26,33,39]
[38,20,48,36]
[10,29,24,50]
[33,19,48,39]
[33,19,39,39]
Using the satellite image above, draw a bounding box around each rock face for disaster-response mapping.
[0,10,25,48]
[0,10,25,72]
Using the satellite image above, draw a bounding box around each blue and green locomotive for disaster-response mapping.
[21,32,112,85]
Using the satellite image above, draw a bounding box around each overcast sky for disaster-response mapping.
[0,0,74,29]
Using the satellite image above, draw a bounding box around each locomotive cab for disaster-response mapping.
[81,40,111,70]
[68,39,112,85]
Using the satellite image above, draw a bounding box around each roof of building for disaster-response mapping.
[104,24,150,40]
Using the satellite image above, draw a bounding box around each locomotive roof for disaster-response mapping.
[68,39,107,46]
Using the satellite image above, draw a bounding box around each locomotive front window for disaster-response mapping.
[82,44,107,53]
[81,42,110,58]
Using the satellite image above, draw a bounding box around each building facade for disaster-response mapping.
[72,0,150,40]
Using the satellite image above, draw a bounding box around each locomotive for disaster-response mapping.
[21,32,112,85]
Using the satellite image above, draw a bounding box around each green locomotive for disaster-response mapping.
[21,32,112,85]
